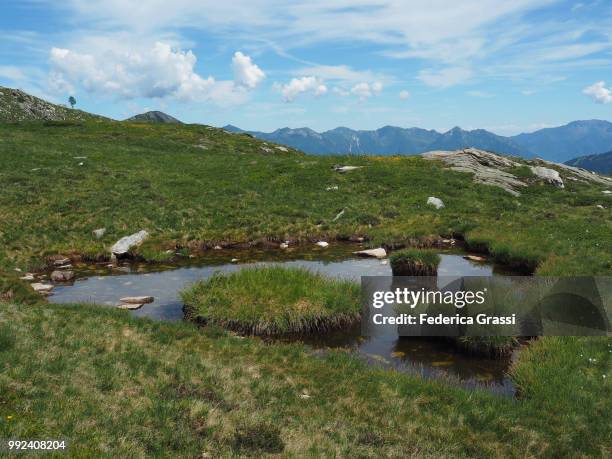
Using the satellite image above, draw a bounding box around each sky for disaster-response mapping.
[1,0,612,135]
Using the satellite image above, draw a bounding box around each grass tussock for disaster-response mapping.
[182,266,361,335]
[390,249,441,276]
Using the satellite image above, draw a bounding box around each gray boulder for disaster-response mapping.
[427,197,445,209]
[530,166,564,188]
[111,230,149,255]
[50,270,75,282]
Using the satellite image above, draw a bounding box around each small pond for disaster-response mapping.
[49,245,516,395]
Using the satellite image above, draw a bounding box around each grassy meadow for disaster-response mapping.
[0,121,610,287]
[0,301,610,457]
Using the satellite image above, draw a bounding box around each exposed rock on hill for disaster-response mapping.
[0,86,106,122]
[422,148,612,196]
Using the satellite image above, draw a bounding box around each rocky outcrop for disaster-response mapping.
[422,148,612,196]
[422,148,526,196]
[0,86,105,122]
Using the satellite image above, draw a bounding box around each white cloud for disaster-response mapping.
[583,81,612,104]
[399,90,410,100]
[350,81,383,100]
[275,76,327,102]
[418,67,472,88]
[48,42,254,105]
[232,51,265,89]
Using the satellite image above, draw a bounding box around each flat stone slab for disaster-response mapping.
[111,230,149,255]
[463,255,486,262]
[119,296,154,304]
[353,248,387,259]
[117,303,144,310]
[31,283,53,292]
[315,241,329,248]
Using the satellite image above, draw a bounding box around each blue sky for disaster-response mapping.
[1,0,612,134]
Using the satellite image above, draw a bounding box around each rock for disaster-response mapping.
[93,228,106,239]
[427,197,445,209]
[326,185,338,191]
[54,257,71,266]
[315,241,329,248]
[19,273,35,281]
[530,166,564,188]
[231,258,239,263]
[333,165,363,173]
[422,148,527,196]
[596,205,604,209]
[275,146,289,152]
[536,160,612,187]
[111,230,149,255]
[280,242,289,249]
[50,270,75,282]
[31,283,53,293]
[213,245,222,250]
[603,190,611,195]
[117,303,144,310]
[56,264,73,270]
[120,296,154,304]
[380,260,388,265]
[353,248,387,259]
[463,255,486,262]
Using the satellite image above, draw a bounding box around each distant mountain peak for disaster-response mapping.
[126,111,182,123]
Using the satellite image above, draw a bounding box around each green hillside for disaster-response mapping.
[0,86,107,122]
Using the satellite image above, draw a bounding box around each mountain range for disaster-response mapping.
[1,86,610,170]
[565,150,612,174]
[225,120,612,164]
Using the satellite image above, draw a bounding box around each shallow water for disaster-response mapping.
[49,247,515,394]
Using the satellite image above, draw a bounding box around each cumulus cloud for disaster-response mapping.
[418,67,472,88]
[232,51,265,89]
[276,76,327,102]
[399,90,410,100]
[583,81,612,104]
[350,81,383,100]
[49,42,261,105]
